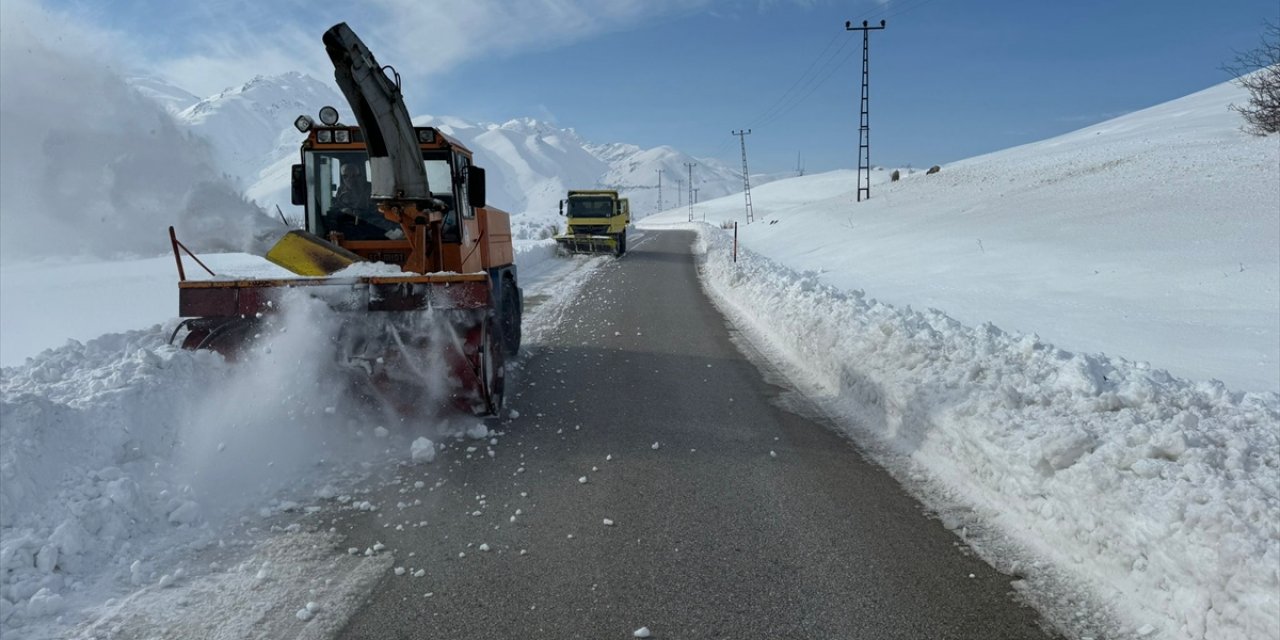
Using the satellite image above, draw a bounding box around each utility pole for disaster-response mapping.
[732,129,754,223]
[684,162,696,222]
[692,188,699,204]
[797,152,805,177]
[656,169,663,212]
[845,18,886,202]
[675,178,683,208]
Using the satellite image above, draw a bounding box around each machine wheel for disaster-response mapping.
[501,277,522,356]
[614,231,626,257]
[479,318,505,416]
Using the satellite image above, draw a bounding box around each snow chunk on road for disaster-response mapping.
[603,518,615,526]
[651,442,660,450]
[634,626,652,638]
[411,437,437,463]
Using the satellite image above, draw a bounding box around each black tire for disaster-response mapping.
[501,277,522,356]
[480,318,505,416]
[614,231,626,257]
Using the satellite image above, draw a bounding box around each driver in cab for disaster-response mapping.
[326,162,402,240]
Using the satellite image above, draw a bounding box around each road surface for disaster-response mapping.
[334,230,1053,639]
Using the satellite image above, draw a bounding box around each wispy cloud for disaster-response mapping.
[55,0,714,97]
[365,0,709,75]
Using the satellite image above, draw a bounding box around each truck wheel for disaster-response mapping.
[615,231,626,257]
[501,277,522,356]
[480,318,505,416]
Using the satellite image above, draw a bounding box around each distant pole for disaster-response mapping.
[656,169,663,212]
[675,178,683,208]
[684,162,696,222]
[732,129,754,223]
[692,187,699,204]
[845,19,886,202]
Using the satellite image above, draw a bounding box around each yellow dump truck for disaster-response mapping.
[554,190,630,256]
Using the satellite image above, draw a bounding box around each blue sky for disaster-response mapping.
[35,0,1280,174]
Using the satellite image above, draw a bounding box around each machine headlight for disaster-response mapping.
[417,129,436,143]
[317,129,333,143]
[319,106,340,126]
[334,129,350,143]
[294,115,314,133]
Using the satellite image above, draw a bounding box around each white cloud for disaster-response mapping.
[146,0,709,96]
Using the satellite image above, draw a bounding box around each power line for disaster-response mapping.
[656,169,663,212]
[846,18,887,202]
[684,161,697,222]
[732,129,754,224]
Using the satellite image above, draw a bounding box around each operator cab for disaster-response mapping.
[289,108,484,250]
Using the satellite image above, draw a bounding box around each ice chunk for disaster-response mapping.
[168,500,201,525]
[374,427,390,439]
[27,589,64,617]
[411,437,437,463]
[633,626,652,638]
[603,519,615,526]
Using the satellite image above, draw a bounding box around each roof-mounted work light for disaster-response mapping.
[318,106,340,126]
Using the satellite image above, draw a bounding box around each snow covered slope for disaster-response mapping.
[174,73,347,192]
[649,79,1280,393]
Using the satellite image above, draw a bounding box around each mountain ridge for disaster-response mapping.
[133,73,784,237]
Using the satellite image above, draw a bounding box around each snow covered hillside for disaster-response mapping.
[643,78,1279,640]
[650,79,1280,393]
[141,73,772,239]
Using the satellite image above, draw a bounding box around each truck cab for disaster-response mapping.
[555,189,631,256]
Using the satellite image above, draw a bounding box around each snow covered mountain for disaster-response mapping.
[138,73,774,238]
[171,72,343,193]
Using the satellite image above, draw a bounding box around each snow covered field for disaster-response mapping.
[642,79,1279,639]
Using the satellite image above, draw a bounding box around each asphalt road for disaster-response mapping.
[334,230,1053,639]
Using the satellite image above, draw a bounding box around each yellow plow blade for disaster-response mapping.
[265,230,364,276]
[554,234,617,255]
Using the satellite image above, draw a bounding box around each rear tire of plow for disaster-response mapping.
[478,318,505,416]
[501,278,522,356]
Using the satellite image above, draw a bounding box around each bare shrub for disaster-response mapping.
[1224,21,1280,135]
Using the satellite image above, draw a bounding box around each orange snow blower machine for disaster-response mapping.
[169,23,521,415]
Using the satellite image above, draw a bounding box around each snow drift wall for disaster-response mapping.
[692,226,1280,640]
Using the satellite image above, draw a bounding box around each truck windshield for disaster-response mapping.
[567,197,616,218]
